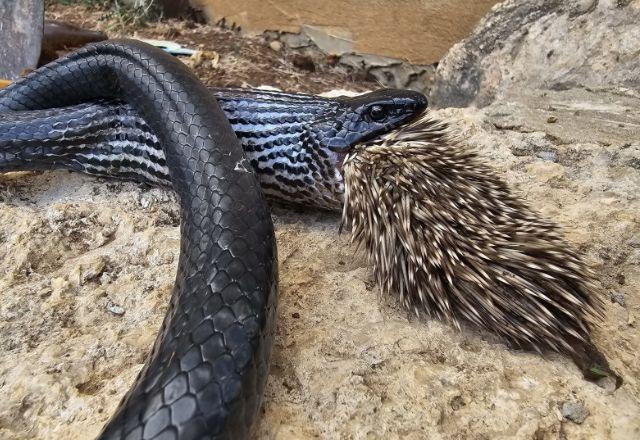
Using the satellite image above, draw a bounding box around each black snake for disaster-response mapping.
[0,40,427,439]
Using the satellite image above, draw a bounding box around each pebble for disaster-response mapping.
[269,41,282,51]
[536,150,558,162]
[38,287,52,299]
[79,257,108,285]
[610,292,626,306]
[561,401,589,424]
[450,395,466,410]
[107,302,126,316]
[547,116,558,123]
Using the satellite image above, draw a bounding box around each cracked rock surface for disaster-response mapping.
[431,0,640,108]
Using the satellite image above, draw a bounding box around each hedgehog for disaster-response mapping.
[341,114,621,387]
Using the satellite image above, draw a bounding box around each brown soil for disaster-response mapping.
[44,3,373,94]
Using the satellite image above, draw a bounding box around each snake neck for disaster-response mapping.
[214,88,348,209]
[0,87,428,211]
[0,89,347,210]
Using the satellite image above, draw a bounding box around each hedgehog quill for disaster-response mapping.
[342,114,621,387]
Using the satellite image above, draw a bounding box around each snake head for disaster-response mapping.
[318,89,428,152]
[293,89,427,209]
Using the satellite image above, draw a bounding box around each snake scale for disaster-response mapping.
[0,40,427,439]
[0,86,425,211]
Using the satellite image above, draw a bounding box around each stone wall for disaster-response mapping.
[431,0,640,107]
[185,0,501,92]
[189,0,499,64]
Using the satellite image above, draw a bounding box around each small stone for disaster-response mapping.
[596,376,619,394]
[628,234,640,248]
[536,150,558,162]
[450,395,466,410]
[291,312,300,319]
[561,401,589,424]
[79,257,108,285]
[269,41,282,51]
[101,224,117,238]
[526,162,566,184]
[610,292,626,306]
[628,312,636,327]
[107,302,125,316]
[547,116,558,123]
[38,287,52,299]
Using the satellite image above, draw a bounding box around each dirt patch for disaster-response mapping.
[44,2,373,94]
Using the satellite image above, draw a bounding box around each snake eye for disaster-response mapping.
[368,104,388,122]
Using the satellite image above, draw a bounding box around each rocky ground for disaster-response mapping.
[0,1,638,439]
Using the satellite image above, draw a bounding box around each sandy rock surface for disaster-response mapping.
[1,2,639,439]
[431,0,640,108]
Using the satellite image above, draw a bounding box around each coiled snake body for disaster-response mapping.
[0,40,427,439]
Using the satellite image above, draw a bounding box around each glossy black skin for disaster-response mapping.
[0,40,277,440]
[316,89,428,152]
[0,88,428,211]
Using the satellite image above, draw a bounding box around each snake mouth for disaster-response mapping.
[341,112,448,169]
[365,112,445,147]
